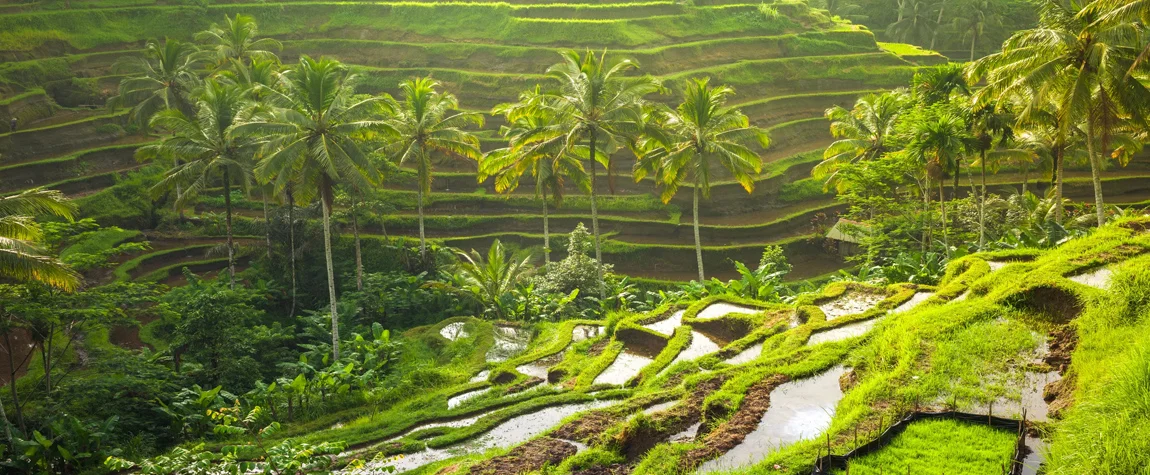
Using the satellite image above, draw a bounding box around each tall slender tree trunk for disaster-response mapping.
[262,191,271,259]
[223,169,236,289]
[0,390,11,453]
[1054,145,1065,225]
[588,128,605,299]
[930,3,946,50]
[351,199,363,292]
[542,194,551,266]
[1021,161,1029,195]
[321,186,340,361]
[693,184,704,282]
[417,177,427,260]
[287,188,297,318]
[939,179,949,257]
[4,332,25,433]
[922,176,931,258]
[1086,121,1106,226]
[979,153,987,248]
[970,30,977,62]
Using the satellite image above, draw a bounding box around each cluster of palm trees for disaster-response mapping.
[107,16,768,359]
[816,0,1148,255]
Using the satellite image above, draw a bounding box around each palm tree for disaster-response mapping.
[137,80,255,288]
[453,239,533,320]
[952,0,1002,61]
[0,189,79,291]
[905,112,969,255]
[633,78,768,282]
[195,14,282,68]
[965,103,1028,248]
[971,0,1150,226]
[1085,0,1150,74]
[381,78,483,260]
[814,91,909,192]
[531,50,662,296]
[110,38,201,127]
[887,0,938,46]
[481,95,589,265]
[240,56,385,360]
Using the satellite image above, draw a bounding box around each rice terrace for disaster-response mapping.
[0,0,1148,473]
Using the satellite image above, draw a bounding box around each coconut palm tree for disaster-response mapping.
[952,0,1002,61]
[380,78,483,260]
[633,78,768,282]
[240,56,385,360]
[887,0,938,46]
[530,50,663,296]
[814,91,909,192]
[481,95,589,265]
[453,239,533,320]
[195,14,282,68]
[965,103,1030,248]
[905,112,969,255]
[137,80,256,288]
[0,189,79,291]
[970,0,1150,226]
[110,38,202,127]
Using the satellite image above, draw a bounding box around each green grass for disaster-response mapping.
[829,419,1018,474]
[877,41,940,57]
[112,244,215,281]
[59,226,139,259]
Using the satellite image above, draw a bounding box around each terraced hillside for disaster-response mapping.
[177,217,1149,474]
[3,0,1150,286]
[0,0,913,283]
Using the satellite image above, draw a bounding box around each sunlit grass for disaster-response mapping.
[830,419,1017,475]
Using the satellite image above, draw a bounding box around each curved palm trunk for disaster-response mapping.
[320,186,340,361]
[693,184,704,282]
[588,128,605,299]
[922,176,931,258]
[930,3,945,50]
[351,199,363,292]
[969,30,977,62]
[223,169,236,289]
[1021,161,1029,195]
[1086,121,1106,226]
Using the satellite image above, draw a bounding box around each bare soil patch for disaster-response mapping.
[466,437,576,475]
[684,374,789,469]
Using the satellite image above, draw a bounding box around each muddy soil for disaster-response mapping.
[570,464,631,475]
[615,376,728,460]
[506,377,544,394]
[1010,285,1084,323]
[683,375,789,468]
[466,437,576,475]
[613,328,667,358]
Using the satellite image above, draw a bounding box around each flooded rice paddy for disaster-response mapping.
[572,325,604,342]
[486,326,531,362]
[593,351,654,386]
[724,342,764,366]
[643,310,685,336]
[697,366,848,473]
[439,322,469,341]
[696,302,760,320]
[818,292,886,321]
[890,291,934,314]
[1067,267,1113,289]
[370,400,615,474]
[807,318,883,346]
[447,387,492,409]
[662,332,721,371]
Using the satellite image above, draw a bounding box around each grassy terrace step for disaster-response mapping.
[353,54,913,113]
[0,111,138,164]
[0,3,807,53]
[0,141,147,193]
[430,232,844,281]
[278,29,878,77]
[344,200,841,247]
[741,89,883,129]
